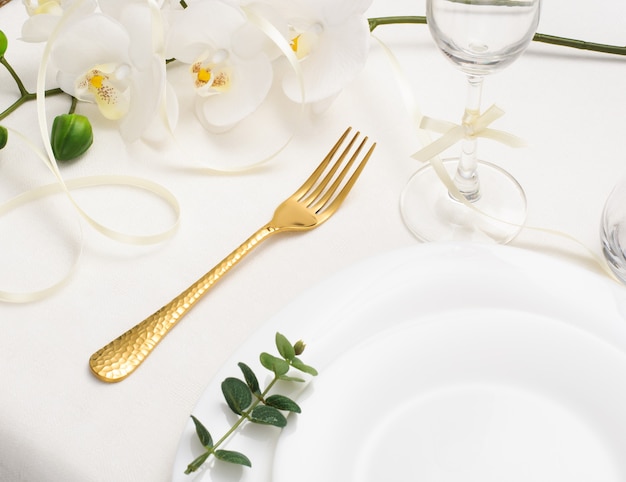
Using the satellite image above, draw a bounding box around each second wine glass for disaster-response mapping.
[401,0,541,243]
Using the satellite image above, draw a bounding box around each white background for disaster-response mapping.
[0,0,625,480]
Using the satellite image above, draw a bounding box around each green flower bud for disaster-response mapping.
[0,126,7,149]
[0,30,7,57]
[51,114,93,161]
[293,340,306,356]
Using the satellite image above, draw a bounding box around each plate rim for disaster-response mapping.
[170,242,626,482]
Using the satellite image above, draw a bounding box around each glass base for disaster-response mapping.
[601,226,626,284]
[400,158,527,244]
[600,178,626,284]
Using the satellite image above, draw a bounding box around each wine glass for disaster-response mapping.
[400,0,541,243]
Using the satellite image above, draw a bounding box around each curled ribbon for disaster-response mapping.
[1,1,306,302]
[0,0,181,303]
[411,105,526,164]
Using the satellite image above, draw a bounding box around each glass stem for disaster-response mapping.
[454,74,484,202]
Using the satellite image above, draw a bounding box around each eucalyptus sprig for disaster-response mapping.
[184,332,318,475]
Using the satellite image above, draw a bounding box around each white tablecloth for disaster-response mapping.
[1,0,625,480]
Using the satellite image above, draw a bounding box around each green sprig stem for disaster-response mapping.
[367,15,626,57]
[185,333,317,475]
[185,376,280,473]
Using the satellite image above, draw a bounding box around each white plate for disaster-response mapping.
[274,311,626,481]
[171,243,626,482]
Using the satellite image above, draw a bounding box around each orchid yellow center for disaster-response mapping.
[191,59,231,96]
[197,68,211,84]
[89,74,105,90]
[75,67,130,120]
[27,0,63,16]
[290,35,301,54]
[289,31,318,60]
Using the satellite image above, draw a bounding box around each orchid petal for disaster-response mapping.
[48,7,168,141]
[231,1,290,60]
[195,54,272,130]
[282,15,371,103]
[49,14,130,78]
[23,0,63,16]
[101,0,165,67]
[166,0,246,59]
[20,0,97,42]
[120,58,165,141]
[21,14,61,42]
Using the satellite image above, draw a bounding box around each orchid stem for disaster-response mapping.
[0,87,65,121]
[0,54,67,121]
[367,16,626,56]
[1,55,28,96]
[68,96,78,115]
[532,32,626,56]
[368,16,427,31]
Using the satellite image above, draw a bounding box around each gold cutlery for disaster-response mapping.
[89,127,376,382]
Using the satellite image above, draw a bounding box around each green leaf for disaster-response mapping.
[265,394,301,413]
[214,449,251,467]
[277,374,305,383]
[190,415,213,449]
[290,357,318,376]
[184,451,210,474]
[238,362,261,396]
[275,332,295,361]
[221,377,252,415]
[250,405,287,427]
[260,352,290,376]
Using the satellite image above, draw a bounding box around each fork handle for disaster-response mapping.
[89,224,278,382]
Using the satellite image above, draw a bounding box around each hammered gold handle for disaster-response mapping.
[89,128,375,383]
[89,225,277,382]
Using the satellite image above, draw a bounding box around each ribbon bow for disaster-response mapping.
[411,104,526,163]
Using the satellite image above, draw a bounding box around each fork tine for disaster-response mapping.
[315,141,376,218]
[315,137,376,217]
[303,130,360,206]
[292,127,352,199]
[307,133,366,211]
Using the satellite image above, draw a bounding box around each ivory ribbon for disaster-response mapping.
[1,2,306,301]
[411,105,526,164]
[0,0,180,303]
[371,33,616,281]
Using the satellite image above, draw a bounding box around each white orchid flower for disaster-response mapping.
[165,0,273,132]
[21,0,96,43]
[49,2,171,141]
[245,0,374,106]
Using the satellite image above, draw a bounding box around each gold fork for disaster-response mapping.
[89,127,376,382]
